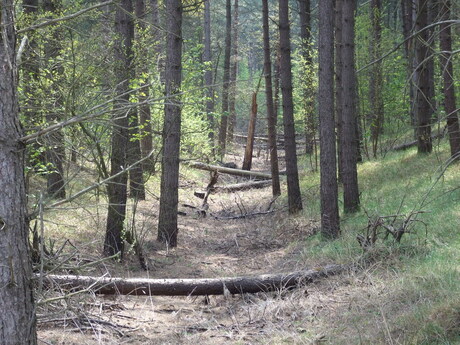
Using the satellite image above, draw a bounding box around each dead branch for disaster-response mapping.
[212,210,275,220]
[213,180,272,192]
[187,162,272,180]
[391,132,444,151]
[39,264,345,296]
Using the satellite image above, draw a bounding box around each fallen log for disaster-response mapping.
[187,161,272,180]
[40,264,345,296]
[391,132,444,151]
[213,180,272,192]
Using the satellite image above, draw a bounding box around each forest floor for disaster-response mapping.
[36,142,460,345]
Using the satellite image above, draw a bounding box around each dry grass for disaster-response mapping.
[35,144,460,344]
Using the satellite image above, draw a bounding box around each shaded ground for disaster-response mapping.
[37,146,381,345]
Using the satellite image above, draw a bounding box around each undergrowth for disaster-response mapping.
[296,141,460,344]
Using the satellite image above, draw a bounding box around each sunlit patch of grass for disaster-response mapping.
[296,140,460,344]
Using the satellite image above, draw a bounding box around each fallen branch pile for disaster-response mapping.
[40,264,345,296]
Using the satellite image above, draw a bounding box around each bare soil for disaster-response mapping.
[37,148,374,345]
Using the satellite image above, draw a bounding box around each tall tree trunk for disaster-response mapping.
[242,92,258,171]
[340,0,360,213]
[401,0,416,131]
[319,0,340,238]
[369,0,384,158]
[227,0,239,141]
[415,0,432,153]
[279,0,303,214]
[157,0,183,248]
[262,0,281,196]
[43,0,66,199]
[426,0,436,124]
[123,0,145,200]
[273,43,281,125]
[218,0,232,157]
[203,0,215,150]
[135,0,154,172]
[298,0,315,155]
[440,0,460,158]
[0,2,37,343]
[335,0,343,182]
[103,0,133,257]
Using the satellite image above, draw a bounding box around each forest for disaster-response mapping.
[0,0,459,344]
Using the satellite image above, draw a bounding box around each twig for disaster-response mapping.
[18,1,114,34]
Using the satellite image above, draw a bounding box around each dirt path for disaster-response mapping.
[38,149,341,345]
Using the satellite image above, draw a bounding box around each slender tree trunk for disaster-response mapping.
[319,0,340,238]
[335,0,344,182]
[242,92,258,171]
[262,0,281,196]
[415,0,432,153]
[151,0,165,83]
[273,44,281,125]
[22,0,40,171]
[203,0,215,150]
[401,0,416,130]
[227,0,239,141]
[340,0,360,213]
[218,0,232,157]
[298,0,315,155]
[43,0,66,199]
[279,0,303,213]
[104,0,133,257]
[369,0,384,158]
[0,2,37,343]
[157,0,183,248]
[427,0,436,124]
[440,0,460,158]
[135,0,154,172]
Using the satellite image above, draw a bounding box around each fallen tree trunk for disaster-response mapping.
[392,132,444,151]
[187,161,272,180]
[40,264,345,296]
[213,179,272,192]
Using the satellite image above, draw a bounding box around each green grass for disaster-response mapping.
[296,141,460,344]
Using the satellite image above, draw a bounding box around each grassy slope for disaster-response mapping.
[297,141,460,344]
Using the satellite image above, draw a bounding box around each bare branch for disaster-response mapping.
[17,1,114,34]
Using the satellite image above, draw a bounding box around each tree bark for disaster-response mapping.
[439,0,460,158]
[218,0,232,157]
[188,162,272,180]
[278,0,303,214]
[0,2,37,343]
[157,0,183,248]
[262,0,281,196]
[104,0,132,258]
[415,0,432,153]
[319,0,340,238]
[227,0,239,141]
[341,0,360,213]
[41,265,344,296]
